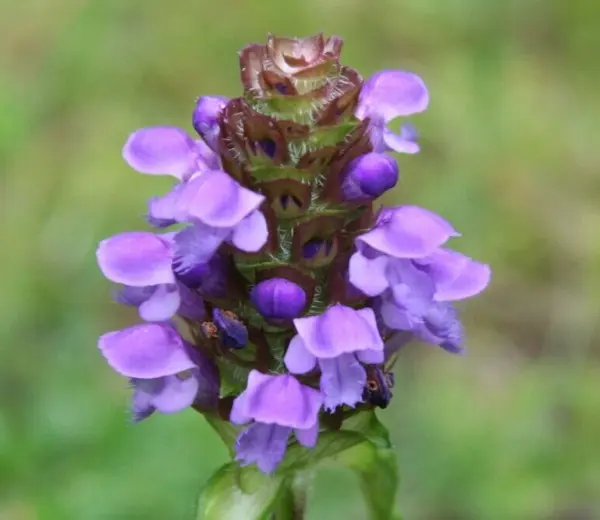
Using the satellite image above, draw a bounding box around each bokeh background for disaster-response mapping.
[2,0,600,518]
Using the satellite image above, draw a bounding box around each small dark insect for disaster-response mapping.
[363,366,395,409]
[213,309,249,349]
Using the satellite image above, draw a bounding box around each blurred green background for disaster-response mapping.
[2,0,600,518]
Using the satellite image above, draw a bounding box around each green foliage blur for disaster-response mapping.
[2,0,599,518]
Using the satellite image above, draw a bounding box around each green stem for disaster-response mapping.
[203,413,238,457]
[272,472,311,520]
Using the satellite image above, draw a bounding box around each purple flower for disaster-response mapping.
[176,170,264,228]
[341,152,399,201]
[122,126,219,180]
[349,207,490,352]
[192,95,229,151]
[355,70,428,154]
[230,371,323,473]
[98,322,196,378]
[99,323,218,420]
[373,257,487,354]
[96,231,206,322]
[350,245,491,304]
[250,278,307,320]
[150,169,269,254]
[355,205,459,262]
[121,126,222,229]
[284,304,384,411]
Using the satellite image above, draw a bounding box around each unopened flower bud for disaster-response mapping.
[250,278,307,320]
[341,152,399,200]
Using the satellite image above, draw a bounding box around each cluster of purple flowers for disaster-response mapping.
[96,34,490,474]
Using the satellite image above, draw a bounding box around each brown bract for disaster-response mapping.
[239,33,344,96]
[315,67,363,126]
[218,97,311,169]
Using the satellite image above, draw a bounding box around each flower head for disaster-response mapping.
[96,32,491,477]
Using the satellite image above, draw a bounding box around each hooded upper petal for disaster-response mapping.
[230,371,322,430]
[292,304,383,358]
[355,70,429,122]
[97,232,174,286]
[356,206,459,259]
[122,127,200,179]
[176,170,265,228]
[98,323,195,378]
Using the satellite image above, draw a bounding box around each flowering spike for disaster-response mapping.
[95,33,491,508]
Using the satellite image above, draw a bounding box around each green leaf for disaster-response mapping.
[340,411,398,519]
[278,430,364,473]
[199,412,399,519]
[332,439,398,520]
[281,412,398,520]
[343,410,393,449]
[196,462,284,520]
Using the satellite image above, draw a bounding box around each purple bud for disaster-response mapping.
[341,152,399,200]
[251,278,307,320]
[192,96,229,150]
